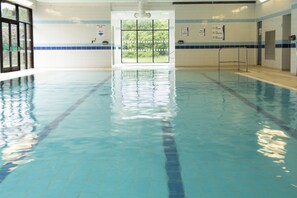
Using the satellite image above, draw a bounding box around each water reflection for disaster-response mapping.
[257,126,290,172]
[256,81,297,125]
[111,69,176,120]
[0,76,37,172]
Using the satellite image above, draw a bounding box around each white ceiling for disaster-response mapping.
[36,0,256,3]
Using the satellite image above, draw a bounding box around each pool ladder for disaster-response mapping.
[218,47,249,72]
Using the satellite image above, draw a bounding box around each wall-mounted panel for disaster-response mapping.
[265,30,275,60]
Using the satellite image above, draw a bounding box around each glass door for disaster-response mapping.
[26,24,33,69]
[2,22,10,71]
[1,2,33,73]
[19,23,26,70]
[1,21,19,72]
[11,23,19,70]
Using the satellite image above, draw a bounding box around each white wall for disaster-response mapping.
[256,0,297,74]
[33,3,111,69]
[255,0,292,18]
[175,3,257,67]
[32,1,297,73]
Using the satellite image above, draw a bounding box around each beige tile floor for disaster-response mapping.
[238,66,297,91]
[176,65,297,91]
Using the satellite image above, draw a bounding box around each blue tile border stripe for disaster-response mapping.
[175,44,257,49]
[34,45,111,50]
[176,19,255,23]
[34,20,110,24]
[202,74,297,139]
[175,43,296,49]
[34,42,296,51]
[33,44,296,51]
[0,75,111,184]
[162,120,185,198]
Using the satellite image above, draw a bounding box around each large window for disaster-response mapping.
[121,19,169,63]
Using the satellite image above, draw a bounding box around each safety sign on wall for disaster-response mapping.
[199,28,206,37]
[97,24,106,38]
[181,27,189,37]
[212,25,225,40]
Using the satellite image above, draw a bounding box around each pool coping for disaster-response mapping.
[237,72,297,92]
[1,67,297,92]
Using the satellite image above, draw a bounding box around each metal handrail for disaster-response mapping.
[218,47,249,72]
[295,42,297,76]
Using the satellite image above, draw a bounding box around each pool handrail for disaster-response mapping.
[218,47,249,72]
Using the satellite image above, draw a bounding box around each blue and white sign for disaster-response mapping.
[97,24,106,38]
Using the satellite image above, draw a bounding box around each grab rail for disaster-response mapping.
[218,47,248,72]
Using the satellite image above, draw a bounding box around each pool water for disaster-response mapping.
[0,69,297,198]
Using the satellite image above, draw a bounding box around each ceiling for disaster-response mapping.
[36,0,256,3]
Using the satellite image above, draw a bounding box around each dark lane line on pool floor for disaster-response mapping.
[202,73,297,139]
[162,119,186,198]
[0,76,111,184]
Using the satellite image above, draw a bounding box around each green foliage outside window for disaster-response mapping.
[122,19,169,63]
[1,3,16,20]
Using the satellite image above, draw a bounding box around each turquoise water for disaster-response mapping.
[0,70,297,198]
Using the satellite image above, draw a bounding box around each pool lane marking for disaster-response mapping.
[162,119,186,198]
[202,74,297,139]
[37,76,111,142]
[0,76,111,184]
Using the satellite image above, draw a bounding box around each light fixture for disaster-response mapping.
[212,15,225,20]
[134,0,151,19]
[259,0,269,3]
[9,0,33,7]
[232,6,248,13]
[45,8,62,16]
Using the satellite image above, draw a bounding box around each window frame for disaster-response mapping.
[0,0,33,73]
[121,19,170,64]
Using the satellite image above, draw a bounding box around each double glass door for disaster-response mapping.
[2,21,19,72]
[1,2,33,73]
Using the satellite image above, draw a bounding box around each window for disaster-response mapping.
[121,19,169,63]
[19,7,30,23]
[1,2,16,20]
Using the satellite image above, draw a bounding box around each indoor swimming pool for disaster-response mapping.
[0,69,297,198]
